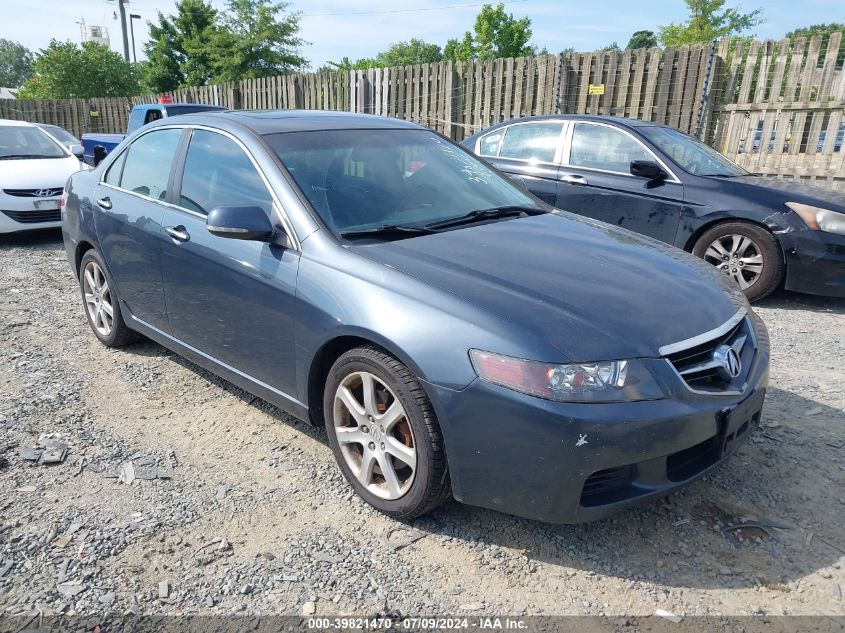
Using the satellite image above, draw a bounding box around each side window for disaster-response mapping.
[118,129,182,200]
[103,149,128,186]
[478,130,505,157]
[568,123,654,173]
[498,123,563,163]
[179,130,273,216]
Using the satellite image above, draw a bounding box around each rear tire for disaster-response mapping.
[692,222,784,302]
[323,345,450,520]
[79,249,141,347]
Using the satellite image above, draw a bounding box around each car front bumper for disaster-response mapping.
[0,195,63,234]
[781,229,845,297]
[426,313,770,524]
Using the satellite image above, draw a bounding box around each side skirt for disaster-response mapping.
[126,309,310,422]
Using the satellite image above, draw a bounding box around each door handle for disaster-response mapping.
[560,174,588,185]
[165,225,190,243]
[96,196,112,210]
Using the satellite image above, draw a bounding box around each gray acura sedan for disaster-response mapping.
[62,111,769,523]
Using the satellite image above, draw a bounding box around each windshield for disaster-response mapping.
[265,128,543,234]
[0,125,67,159]
[639,126,747,177]
[40,125,79,145]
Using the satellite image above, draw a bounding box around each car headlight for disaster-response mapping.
[469,350,664,403]
[786,202,845,235]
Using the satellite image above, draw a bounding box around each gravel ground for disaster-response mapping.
[1,230,843,625]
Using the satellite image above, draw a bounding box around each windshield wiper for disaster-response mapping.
[0,154,60,160]
[700,173,743,178]
[425,205,544,230]
[340,224,435,240]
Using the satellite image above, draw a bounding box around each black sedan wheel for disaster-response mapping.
[324,345,450,520]
[693,222,784,301]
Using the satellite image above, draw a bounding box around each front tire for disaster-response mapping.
[693,221,784,302]
[79,249,141,347]
[323,346,450,520]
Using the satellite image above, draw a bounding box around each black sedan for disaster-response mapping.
[462,115,845,301]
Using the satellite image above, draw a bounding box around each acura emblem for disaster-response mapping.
[713,344,742,380]
[35,189,57,197]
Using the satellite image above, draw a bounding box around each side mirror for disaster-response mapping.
[630,160,667,181]
[207,205,280,243]
[93,145,107,167]
[508,174,529,191]
[70,144,84,159]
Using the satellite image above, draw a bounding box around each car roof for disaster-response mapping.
[154,109,426,135]
[465,114,668,137]
[0,119,35,127]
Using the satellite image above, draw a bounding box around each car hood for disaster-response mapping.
[728,175,845,212]
[0,155,82,190]
[351,213,743,361]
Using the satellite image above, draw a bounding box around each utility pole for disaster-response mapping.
[129,14,141,63]
[118,0,130,62]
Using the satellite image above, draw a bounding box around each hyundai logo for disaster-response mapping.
[713,344,742,380]
[35,188,59,197]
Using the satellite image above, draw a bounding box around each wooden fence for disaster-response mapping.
[711,33,845,189]
[1,33,843,189]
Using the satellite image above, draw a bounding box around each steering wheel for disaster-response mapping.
[328,180,374,227]
[399,183,440,212]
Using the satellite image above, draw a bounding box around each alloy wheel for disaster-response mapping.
[703,234,764,290]
[82,261,114,337]
[332,371,417,500]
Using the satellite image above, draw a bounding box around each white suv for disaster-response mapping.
[0,119,84,233]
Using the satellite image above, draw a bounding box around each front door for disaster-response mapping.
[94,127,184,329]
[555,122,685,245]
[159,128,300,397]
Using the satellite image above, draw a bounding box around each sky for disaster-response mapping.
[5,0,844,70]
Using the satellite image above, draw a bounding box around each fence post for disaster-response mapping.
[695,39,718,140]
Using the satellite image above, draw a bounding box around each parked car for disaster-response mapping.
[63,111,770,524]
[36,123,84,159]
[462,115,845,301]
[0,119,84,233]
[81,102,228,166]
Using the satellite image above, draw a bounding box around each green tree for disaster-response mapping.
[211,0,307,81]
[785,23,845,66]
[658,0,763,46]
[16,40,140,99]
[321,56,377,72]
[444,32,476,62]
[626,30,657,49]
[142,0,221,93]
[0,39,33,88]
[373,39,442,67]
[471,3,535,59]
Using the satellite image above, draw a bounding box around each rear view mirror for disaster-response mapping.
[630,160,667,181]
[70,144,84,159]
[206,205,281,243]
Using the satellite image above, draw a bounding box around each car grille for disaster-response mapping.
[1,209,61,224]
[3,188,63,198]
[665,316,753,392]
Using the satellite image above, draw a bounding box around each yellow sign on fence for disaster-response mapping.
[588,84,605,96]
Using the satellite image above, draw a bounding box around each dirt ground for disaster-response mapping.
[0,230,843,626]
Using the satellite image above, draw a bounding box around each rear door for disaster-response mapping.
[474,121,564,205]
[159,128,301,397]
[95,127,184,329]
[555,122,685,244]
